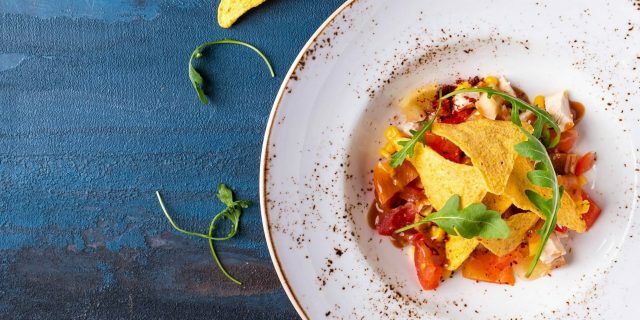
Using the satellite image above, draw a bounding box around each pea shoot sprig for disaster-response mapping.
[189,39,275,105]
[156,184,251,285]
[442,86,564,276]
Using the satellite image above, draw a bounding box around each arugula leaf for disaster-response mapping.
[441,87,561,147]
[514,128,564,275]
[390,90,443,168]
[155,183,252,285]
[189,38,275,105]
[395,195,509,239]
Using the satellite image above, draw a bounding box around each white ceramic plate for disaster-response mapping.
[260,1,640,318]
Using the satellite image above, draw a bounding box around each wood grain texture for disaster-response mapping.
[0,0,344,318]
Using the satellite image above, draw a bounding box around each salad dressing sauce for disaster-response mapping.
[367,201,383,229]
[570,100,585,124]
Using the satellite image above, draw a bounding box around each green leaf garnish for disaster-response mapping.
[155,184,252,285]
[389,90,443,168]
[514,129,564,276]
[395,195,509,239]
[441,87,561,147]
[189,38,275,105]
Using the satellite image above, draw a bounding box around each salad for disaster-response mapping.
[370,76,600,290]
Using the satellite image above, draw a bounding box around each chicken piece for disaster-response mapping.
[476,93,502,120]
[544,90,574,131]
[498,76,517,96]
[453,92,480,111]
[539,232,567,265]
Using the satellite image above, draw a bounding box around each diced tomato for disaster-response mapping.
[373,162,400,205]
[394,161,420,187]
[376,203,418,236]
[581,190,601,230]
[424,133,463,163]
[440,107,475,124]
[461,249,515,285]
[373,161,419,205]
[412,234,444,290]
[557,174,583,201]
[554,129,578,153]
[397,183,427,204]
[575,152,596,176]
[555,225,568,233]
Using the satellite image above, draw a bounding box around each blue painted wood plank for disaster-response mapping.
[0,0,344,318]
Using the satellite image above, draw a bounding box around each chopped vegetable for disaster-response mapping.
[413,234,445,290]
[554,129,578,153]
[376,203,418,236]
[462,249,516,285]
[423,133,463,163]
[581,191,601,230]
[575,152,596,176]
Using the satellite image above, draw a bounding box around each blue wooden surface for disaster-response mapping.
[0,1,343,318]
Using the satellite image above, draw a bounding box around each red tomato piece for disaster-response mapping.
[376,203,418,236]
[581,190,602,230]
[440,107,475,124]
[575,152,596,176]
[413,234,444,290]
[555,225,568,233]
[554,129,578,153]
[397,184,426,204]
[424,133,463,163]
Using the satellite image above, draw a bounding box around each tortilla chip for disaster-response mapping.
[409,143,487,210]
[218,0,267,28]
[558,194,586,232]
[504,156,587,232]
[483,193,512,213]
[446,236,479,271]
[433,119,527,194]
[480,212,539,256]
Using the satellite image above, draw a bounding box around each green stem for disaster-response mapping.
[208,214,242,285]
[155,191,235,241]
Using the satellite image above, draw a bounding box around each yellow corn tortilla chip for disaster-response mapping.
[480,212,539,256]
[482,193,512,213]
[433,119,527,195]
[409,143,487,210]
[218,0,267,28]
[445,236,479,271]
[504,156,587,232]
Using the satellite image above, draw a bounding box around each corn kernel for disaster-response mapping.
[484,76,499,86]
[455,81,472,90]
[384,126,401,142]
[430,226,445,241]
[379,148,391,158]
[533,95,546,109]
[578,175,587,186]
